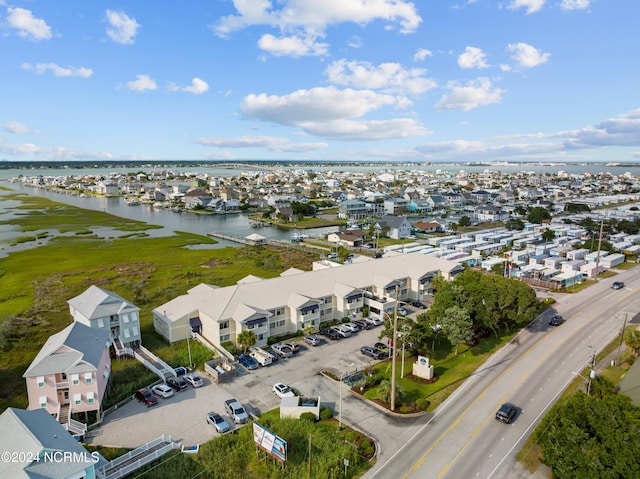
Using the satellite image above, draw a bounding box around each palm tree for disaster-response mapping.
[237,330,257,353]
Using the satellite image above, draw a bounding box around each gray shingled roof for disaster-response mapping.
[0,407,103,479]
[24,322,109,378]
[67,285,139,320]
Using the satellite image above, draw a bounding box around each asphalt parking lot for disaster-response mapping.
[89,326,391,449]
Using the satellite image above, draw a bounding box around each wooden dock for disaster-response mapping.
[207,232,257,245]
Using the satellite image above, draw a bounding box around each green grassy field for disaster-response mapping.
[0,192,319,411]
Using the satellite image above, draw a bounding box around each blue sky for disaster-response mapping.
[1,0,639,164]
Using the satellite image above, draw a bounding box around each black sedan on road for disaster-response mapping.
[548,314,565,326]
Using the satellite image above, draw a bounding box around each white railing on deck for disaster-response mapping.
[97,435,180,479]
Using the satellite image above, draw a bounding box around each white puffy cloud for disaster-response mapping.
[257,33,329,57]
[105,10,140,45]
[413,48,433,61]
[169,77,209,95]
[507,42,550,68]
[507,0,546,14]
[6,7,52,41]
[22,62,93,78]
[435,78,504,111]
[559,0,590,11]
[0,141,114,160]
[240,86,400,124]
[325,59,436,94]
[4,121,39,134]
[564,109,640,148]
[195,135,327,152]
[458,46,489,69]
[414,109,640,162]
[214,0,421,56]
[123,74,157,92]
[300,118,430,141]
[240,86,427,141]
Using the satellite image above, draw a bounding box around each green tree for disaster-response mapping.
[505,218,525,231]
[237,330,256,352]
[527,206,552,224]
[439,305,473,355]
[542,228,555,243]
[513,205,528,216]
[459,216,471,227]
[564,203,591,213]
[376,379,404,405]
[536,392,640,479]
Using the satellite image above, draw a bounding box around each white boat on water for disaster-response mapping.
[125,197,140,206]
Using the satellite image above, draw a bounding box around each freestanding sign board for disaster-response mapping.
[253,422,287,463]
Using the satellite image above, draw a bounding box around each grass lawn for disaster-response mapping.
[131,409,374,479]
[0,193,321,411]
[362,331,514,412]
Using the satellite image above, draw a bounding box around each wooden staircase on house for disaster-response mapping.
[56,404,87,437]
[133,345,176,381]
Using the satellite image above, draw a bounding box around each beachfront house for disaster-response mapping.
[0,407,107,479]
[23,322,111,418]
[68,285,141,354]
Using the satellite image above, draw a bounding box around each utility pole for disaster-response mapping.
[594,218,605,280]
[391,285,399,411]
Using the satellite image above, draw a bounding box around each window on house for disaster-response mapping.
[61,373,67,380]
[97,318,104,328]
[37,376,45,388]
[122,314,129,323]
[132,326,139,336]
[220,321,229,330]
[220,334,230,342]
[84,372,92,384]
[87,392,95,404]
[39,396,47,408]
[71,374,79,385]
[123,328,131,338]
[74,394,82,406]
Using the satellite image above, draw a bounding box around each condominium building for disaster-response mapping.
[153,254,462,349]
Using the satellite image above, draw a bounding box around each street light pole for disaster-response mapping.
[339,363,354,431]
[391,285,399,411]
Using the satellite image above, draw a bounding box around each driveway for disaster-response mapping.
[88,326,403,449]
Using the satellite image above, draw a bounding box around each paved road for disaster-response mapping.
[367,267,640,479]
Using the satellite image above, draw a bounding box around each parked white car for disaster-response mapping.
[152,383,174,398]
[343,322,361,332]
[272,382,296,398]
[184,373,204,388]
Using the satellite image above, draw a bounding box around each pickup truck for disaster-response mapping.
[271,344,293,358]
[249,347,273,366]
[224,398,248,424]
